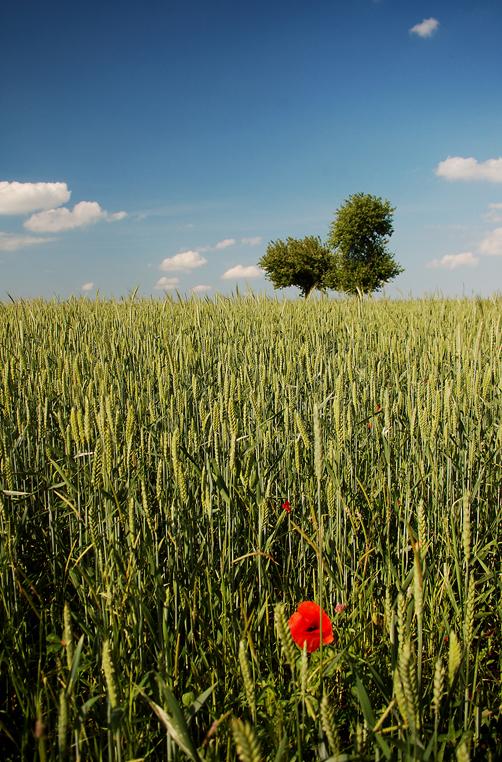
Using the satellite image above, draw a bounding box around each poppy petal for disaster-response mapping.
[304,630,321,653]
[288,612,307,648]
[297,601,322,623]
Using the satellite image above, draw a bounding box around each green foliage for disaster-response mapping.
[259,235,335,296]
[327,192,403,293]
[260,192,403,297]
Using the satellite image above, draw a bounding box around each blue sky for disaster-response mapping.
[1,0,502,298]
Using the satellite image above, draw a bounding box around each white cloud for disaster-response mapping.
[214,238,236,250]
[155,276,180,290]
[107,211,127,222]
[81,282,94,292]
[189,237,262,254]
[0,181,71,215]
[478,227,502,256]
[435,156,502,183]
[427,252,479,270]
[192,284,212,293]
[0,232,54,251]
[24,201,127,232]
[485,203,502,223]
[159,250,207,272]
[410,18,439,38]
[222,264,263,280]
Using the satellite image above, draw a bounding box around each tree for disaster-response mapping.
[326,193,403,294]
[259,235,335,297]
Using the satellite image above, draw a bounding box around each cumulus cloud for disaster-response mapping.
[410,18,439,38]
[427,252,479,270]
[241,236,262,246]
[222,265,262,279]
[0,181,71,215]
[0,232,54,251]
[478,227,502,256]
[435,156,502,183]
[192,284,212,293]
[159,250,207,272]
[213,238,236,250]
[155,276,180,290]
[24,201,127,232]
[81,282,94,292]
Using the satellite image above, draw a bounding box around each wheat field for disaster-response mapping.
[0,294,500,761]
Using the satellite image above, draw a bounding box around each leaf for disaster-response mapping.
[273,735,288,762]
[144,688,203,762]
[66,635,84,697]
[352,675,376,727]
[76,695,101,730]
[187,685,215,720]
[46,632,63,655]
[352,676,392,760]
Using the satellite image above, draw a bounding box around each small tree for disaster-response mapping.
[326,193,403,294]
[259,235,336,297]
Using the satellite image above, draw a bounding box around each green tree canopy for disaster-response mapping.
[259,235,336,297]
[326,193,403,294]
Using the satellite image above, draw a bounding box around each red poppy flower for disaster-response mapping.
[288,602,334,653]
[282,499,291,513]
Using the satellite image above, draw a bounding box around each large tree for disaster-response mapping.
[326,193,403,294]
[259,235,336,297]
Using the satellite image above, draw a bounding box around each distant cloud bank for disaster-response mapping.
[0,232,54,251]
[479,227,502,256]
[0,179,127,253]
[214,238,236,250]
[426,222,502,271]
[485,202,502,223]
[154,234,264,292]
[200,236,262,252]
[222,265,262,280]
[427,252,479,270]
[155,276,180,290]
[436,156,502,183]
[410,18,439,38]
